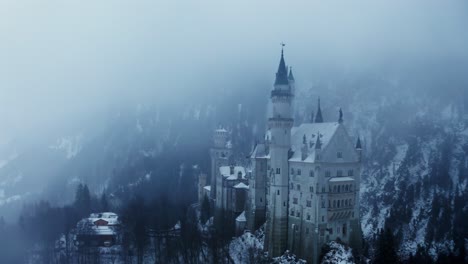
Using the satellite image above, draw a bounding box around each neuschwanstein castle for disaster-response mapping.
[198,48,363,264]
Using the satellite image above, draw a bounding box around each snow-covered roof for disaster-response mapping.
[329,177,355,182]
[88,212,119,225]
[220,166,246,180]
[289,122,340,163]
[234,182,249,189]
[235,211,246,222]
[250,143,269,159]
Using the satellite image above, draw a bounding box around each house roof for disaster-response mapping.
[235,211,246,222]
[289,122,340,163]
[250,143,269,159]
[234,182,249,189]
[220,166,246,180]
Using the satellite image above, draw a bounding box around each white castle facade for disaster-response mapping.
[198,49,362,264]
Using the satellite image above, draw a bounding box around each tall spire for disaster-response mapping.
[274,43,289,86]
[288,66,295,81]
[314,97,324,123]
[338,108,343,123]
[356,136,362,149]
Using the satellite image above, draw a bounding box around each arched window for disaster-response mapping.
[291,168,295,175]
[309,170,314,177]
[337,185,341,193]
[333,186,337,193]
[337,200,340,208]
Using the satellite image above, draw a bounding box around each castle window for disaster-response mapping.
[328,200,331,208]
[345,185,349,192]
[337,170,343,177]
[284,201,286,206]
[337,151,343,159]
[333,200,336,208]
[260,198,263,203]
[337,200,340,208]
[337,185,341,193]
[296,184,301,191]
[352,212,355,218]
[309,170,314,177]
[322,216,325,222]
[277,190,280,195]
[297,169,302,176]
[333,186,337,193]
[296,212,300,217]
[325,171,331,177]
[310,186,314,193]
[348,169,354,176]
[306,200,311,207]
[293,197,298,204]
[321,199,325,208]
[307,214,311,221]
[276,168,281,174]
[345,200,348,206]
[290,210,294,216]
[291,168,295,175]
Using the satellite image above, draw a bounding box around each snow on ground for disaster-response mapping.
[321,241,355,264]
[229,227,264,264]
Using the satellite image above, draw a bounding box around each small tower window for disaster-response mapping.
[307,214,311,221]
[277,190,280,195]
[309,186,314,193]
[293,197,298,204]
[309,170,314,177]
[296,212,300,217]
[337,152,343,159]
[276,168,281,174]
[322,216,325,222]
[306,200,311,207]
[296,184,301,191]
[291,168,295,175]
[290,210,294,216]
[297,169,302,176]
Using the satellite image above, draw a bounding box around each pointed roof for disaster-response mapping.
[315,98,324,123]
[315,131,322,149]
[274,47,289,85]
[356,137,362,149]
[288,66,295,81]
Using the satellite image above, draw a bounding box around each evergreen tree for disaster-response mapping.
[100,192,109,212]
[200,194,211,224]
[374,228,399,264]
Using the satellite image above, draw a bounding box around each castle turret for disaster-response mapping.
[210,128,231,203]
[314,98,324,123]
[265,46,294,257]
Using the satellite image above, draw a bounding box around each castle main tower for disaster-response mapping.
[265,46,294,257]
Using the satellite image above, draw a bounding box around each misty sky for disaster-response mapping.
[1,0,467,140]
